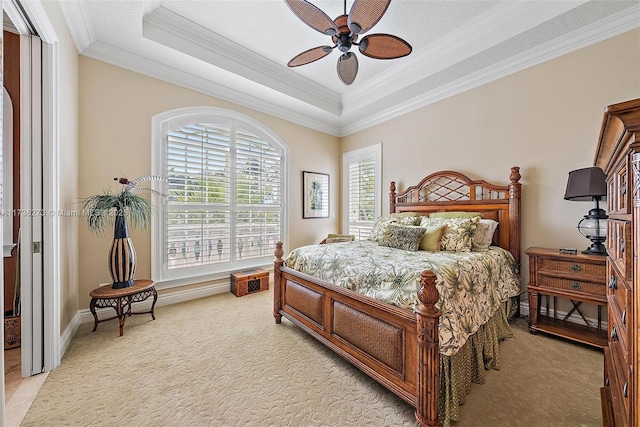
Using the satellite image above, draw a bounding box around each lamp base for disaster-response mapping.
[582,242,607,256]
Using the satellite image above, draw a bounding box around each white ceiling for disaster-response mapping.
[58,0,640,136]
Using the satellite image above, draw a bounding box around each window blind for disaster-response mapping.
[165,122,282,271]
[347,158,376,240]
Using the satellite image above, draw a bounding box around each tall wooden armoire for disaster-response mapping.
[595,98,640,426]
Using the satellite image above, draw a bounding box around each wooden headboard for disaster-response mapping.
[389,166,522,267]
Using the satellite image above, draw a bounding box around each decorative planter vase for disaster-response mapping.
[109,209,136,289]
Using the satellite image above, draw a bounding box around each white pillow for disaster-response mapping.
[472,219,499,251]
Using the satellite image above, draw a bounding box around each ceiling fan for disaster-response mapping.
[285,0,412,85]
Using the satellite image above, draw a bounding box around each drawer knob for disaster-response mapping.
[570,282,581,290]
[622,309,627,325]
[571,264,581,272]
[606,377,610,387]
[612,327,618,340]
[621,186,627,196]
[609,276,618,290]
[621,238,625,253]
[624,381,628,398]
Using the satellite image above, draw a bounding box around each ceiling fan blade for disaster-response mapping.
[284,0,338,36]
[337,52,358,85]
[358,34,412,59]
[287,46,334,67]
[347,0,391,34]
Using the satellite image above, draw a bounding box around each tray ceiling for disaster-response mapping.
[59,0,640,136]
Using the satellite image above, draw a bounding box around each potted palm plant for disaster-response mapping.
[82,175,162,289]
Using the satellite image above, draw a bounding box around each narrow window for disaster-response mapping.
[342,143,381,240]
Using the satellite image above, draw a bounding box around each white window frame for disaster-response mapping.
[342,143,382,239]
[151,107,288,289]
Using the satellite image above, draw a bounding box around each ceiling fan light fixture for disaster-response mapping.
[338,34,352,52]
[349,22,361,34]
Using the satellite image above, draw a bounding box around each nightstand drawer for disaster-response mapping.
[538,275,605,296]
[538,258,605,277]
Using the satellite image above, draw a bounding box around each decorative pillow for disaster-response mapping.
[429,211,482,219]
[397,216,421,225]
[369,215,397,241]
[390,212,423,225]
[326,236,354,244]
[421,216,479,252]
[327,233,355,241]
[419,224,447,251]
[377,224,426,251]
[472,219,499,251]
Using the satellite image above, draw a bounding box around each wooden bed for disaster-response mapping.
[273,167,522,426]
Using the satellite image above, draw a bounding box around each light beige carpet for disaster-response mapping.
[22,289,603,426]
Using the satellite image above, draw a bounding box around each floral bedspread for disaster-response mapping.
[285,240,521,356]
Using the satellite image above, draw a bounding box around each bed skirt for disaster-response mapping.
[440,299,514,426]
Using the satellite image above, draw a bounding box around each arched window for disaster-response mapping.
[151,107,287,286]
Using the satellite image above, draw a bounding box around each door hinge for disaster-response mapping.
[32,241,42,253]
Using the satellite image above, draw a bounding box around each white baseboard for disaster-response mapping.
[518,300,608,330]
[75,281,230,325]
[60,281,232,360]
[59,288,604,361]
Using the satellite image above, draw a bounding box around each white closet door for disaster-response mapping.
[19,34,44,377]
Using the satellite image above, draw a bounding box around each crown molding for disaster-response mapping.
[59,0,639,138]
[339,4,640,136]
[341,0,588,115]
[81,41,341,136]
[57,0,95,53]
[142,7,342,116]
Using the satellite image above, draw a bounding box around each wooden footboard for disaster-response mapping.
[273,242,442,426]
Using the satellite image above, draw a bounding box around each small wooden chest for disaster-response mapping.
[230,268,269,297]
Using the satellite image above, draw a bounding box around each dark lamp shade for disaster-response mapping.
[564,167,607,201]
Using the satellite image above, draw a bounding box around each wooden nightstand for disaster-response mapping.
[525,247,607,348]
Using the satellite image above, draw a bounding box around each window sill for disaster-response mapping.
[153,262,273,291]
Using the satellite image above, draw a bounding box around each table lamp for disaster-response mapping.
[564,167,608,255]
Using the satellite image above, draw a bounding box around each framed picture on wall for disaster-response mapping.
[302,171,329,219]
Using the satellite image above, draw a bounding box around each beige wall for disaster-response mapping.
[78,58,340,308]
[342,29,640,295]
[76,28,639,316]
[41,1,80,334]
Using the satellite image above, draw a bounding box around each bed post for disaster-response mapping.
[415,270,442,427]
[273,241,284,324]
[389,181,396,214]
[508,166,522,268]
